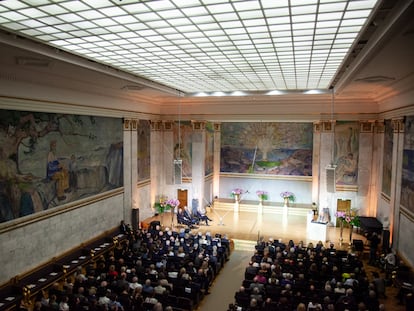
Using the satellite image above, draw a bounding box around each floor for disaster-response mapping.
[144,204,406,311]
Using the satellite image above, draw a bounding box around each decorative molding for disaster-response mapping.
[191,120,206,131]
[163,120,174,131]
[375,120,385,133]
[322,121,335,132]
[0,188,124,234]
[213,123,221,132]
[335,185,358,192]
[392,118,405,133]
[313,122,321,133]
[380,192,391,203]
[123,118,131,131]
[359,120,375,133]
[150,120,163,131]
[131,119,138,130]
[400,206,414,223]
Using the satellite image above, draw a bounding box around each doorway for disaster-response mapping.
[177,189,187,208]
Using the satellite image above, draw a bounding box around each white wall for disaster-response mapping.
[0,192,124,284]
[219,175,312,205]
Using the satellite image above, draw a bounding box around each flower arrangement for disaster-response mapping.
[230,188,244,198]
[335,210,360,227]
[164,198,180,208]
[155,198,180,214]
[280,191,295,202]
[256,190,268,201]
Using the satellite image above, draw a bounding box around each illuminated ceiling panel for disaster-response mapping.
[0,0,379,93]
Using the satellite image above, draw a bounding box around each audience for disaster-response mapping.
[11,221,411,311]
[28,222,230,311]
[228,237,401,311]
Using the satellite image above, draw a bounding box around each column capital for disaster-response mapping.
[150,120,163,131]
[213,122,221,132]
[375,120,385,133]
[359,120,375,133]
[123,118,131,131]
[322,120,335,132]
[313,121,321,133]
[163,120,174,131]
[191,120,206,131]
[392,118,405,133]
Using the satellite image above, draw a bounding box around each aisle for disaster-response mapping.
[196,248,252,310]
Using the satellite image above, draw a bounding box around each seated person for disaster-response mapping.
[177,208,197,228]
[194,209,213,225]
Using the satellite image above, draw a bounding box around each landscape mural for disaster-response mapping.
[0,109,123,223]
[382,120,393,196]
[220,122,313,175]
[334,121,359,186]
[401,116,414,213]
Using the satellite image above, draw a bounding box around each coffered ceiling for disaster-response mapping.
[0,0,413,111]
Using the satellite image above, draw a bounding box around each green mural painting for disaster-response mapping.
[220,122,313,175]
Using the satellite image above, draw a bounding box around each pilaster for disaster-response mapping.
[391,117,405,248]
[213,123,221,200]
[191,121,206,211]
[312,122,321,207]
[358,121,375,215]
[319,120,335,221]
[123,118,134,223]
[150,120,164,207]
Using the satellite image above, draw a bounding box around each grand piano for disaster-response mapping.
[358,216,383,236]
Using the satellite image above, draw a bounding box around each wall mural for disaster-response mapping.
[174,121,192,178]
[0,110,123,223]
[334,121,359,186]
[401,116,414,213]
[220,122,313,175]
[382,120,393,196]
[137,120,151,181]
[205,122,214,176]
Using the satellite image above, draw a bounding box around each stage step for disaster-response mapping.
[212,201,311,217]
[233,239,257,251]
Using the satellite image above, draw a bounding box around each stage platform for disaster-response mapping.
[142,200,367,250]
[213,198,311,216]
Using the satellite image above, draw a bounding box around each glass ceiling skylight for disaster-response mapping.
[0,0,379,93]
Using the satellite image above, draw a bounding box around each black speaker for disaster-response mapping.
[150,220,160,230]
[131,209,139,231]
[353,239,364,252]
[382,230,390,252]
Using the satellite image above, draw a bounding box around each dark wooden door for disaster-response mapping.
[177,189,187,208]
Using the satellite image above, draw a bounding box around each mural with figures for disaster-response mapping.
[205,122,214,176]
[401,116,414,213]
[334,121,359,186]
[137,120,151,181]
[0,109,123,223]
[382,120,393,197]
[220,122,313,175]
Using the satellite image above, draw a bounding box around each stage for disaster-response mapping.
[142,200,367,250]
